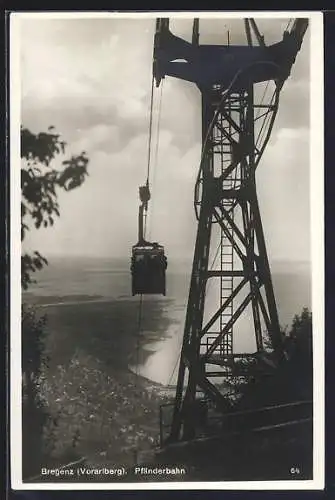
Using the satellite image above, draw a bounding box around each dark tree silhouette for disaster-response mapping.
[234,307,313,410]
[21,126,90,477]
[21,126,89,289]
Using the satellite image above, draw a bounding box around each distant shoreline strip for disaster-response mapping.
[30,298,133,308]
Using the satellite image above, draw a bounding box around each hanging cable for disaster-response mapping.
[165,236,222,387]
[135,294,143,382]
[135,35,158,381]
[194,60,281,217]
[164,233,226,389]
[153,81,164,180]
[255,80,270,121]
[143,74,156,240]
[147,79,164,241]
[134,20,168,386]
[166,342,182,387]
[256,89,276,149]
[146,74,155,184]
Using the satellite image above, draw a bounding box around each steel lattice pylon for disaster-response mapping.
[153,17,308,442]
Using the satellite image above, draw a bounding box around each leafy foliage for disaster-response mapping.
[21,126,89,289]
[283,307,313,397]
[234,307,313,410]
[22,305,48,389]
[38,352,166,468]
[22,305,53,478]
[287,307,313,362]
[21,126,89,477]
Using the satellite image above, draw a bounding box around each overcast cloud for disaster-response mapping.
[19,15,311,263]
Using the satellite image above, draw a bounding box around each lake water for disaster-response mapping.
[23,256,312,385]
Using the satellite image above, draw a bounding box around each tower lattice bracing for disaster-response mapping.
[153,17,308,442]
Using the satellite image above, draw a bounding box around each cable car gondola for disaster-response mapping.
[131,183,167,296]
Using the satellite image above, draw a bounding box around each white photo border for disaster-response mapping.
[10,10,324,491]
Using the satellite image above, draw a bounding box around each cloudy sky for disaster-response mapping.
[18,14,311,264]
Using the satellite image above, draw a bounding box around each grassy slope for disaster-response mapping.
[27,298,173,475]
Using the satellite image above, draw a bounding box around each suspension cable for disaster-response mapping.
[194,60,281,205]
[135,294,143,381]
[146,74,155,184]
[166,332,183,386]
[255,80,270,121]
[153,81,164,180]
[256,89,276,149]
[143,73,157,240]
[165,237,222,387]
[147,79,164,241]
[135,45,157,381]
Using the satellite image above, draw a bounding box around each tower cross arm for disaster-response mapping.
[152,17,309,90]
